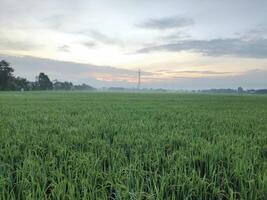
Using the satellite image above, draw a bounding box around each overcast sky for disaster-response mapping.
[0,0,267,89]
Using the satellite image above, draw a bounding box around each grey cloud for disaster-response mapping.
[82,41,96,48]
[143,69,267,90]
[137,16,194,30]
[71,29,122,46]
[0,38,41,51]
[160,31,191,41]
[89,30,120,45]
[245,24,267,39]
[136,38,267,58]
[42,15,66,30]
[0,54,150,87]
[185,71,230,75]
[1,54,266,89]
[57,45,70,52]
[155,70,230,75]
[235,24,267,40]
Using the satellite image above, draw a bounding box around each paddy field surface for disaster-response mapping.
[0,92,266,199]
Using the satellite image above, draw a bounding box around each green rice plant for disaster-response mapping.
[0,92,266,199]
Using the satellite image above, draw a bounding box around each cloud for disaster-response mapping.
[0,38,41,51]
[1,54,266,89]
[88,30,121,45]
[0,54,150,87]
[142,69,267,90]
[42,15,66,30]
[244,24,267,39]
[136,38,267,58]
[155,70,230,75]
[160,31,191,41]
[137,16,194,30]
[82,41,96,48]
[58,45,70,52]
[71,29,123,46]
[0,30,42,51]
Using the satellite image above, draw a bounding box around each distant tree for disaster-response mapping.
[255,89,267,94]
[201,88,237,94]
[0,60,15,90]
[28,81,39,91]
[108,87,125,91]
[238,87,244,94]
[14,77,29,91]
[1,60,96,91]
[53,80,73,90]
[74,83,94,90]
[37,72,52,90]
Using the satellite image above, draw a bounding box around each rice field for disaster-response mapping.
[0,92,267,199]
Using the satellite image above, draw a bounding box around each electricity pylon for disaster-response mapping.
[138,69,141,89]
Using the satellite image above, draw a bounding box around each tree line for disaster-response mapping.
[0,60,94,91]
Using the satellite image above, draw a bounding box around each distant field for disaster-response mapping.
[0,92,266,199]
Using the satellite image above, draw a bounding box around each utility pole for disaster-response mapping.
[138,68,141,89]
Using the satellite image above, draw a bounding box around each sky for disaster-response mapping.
[0,0,267,89]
